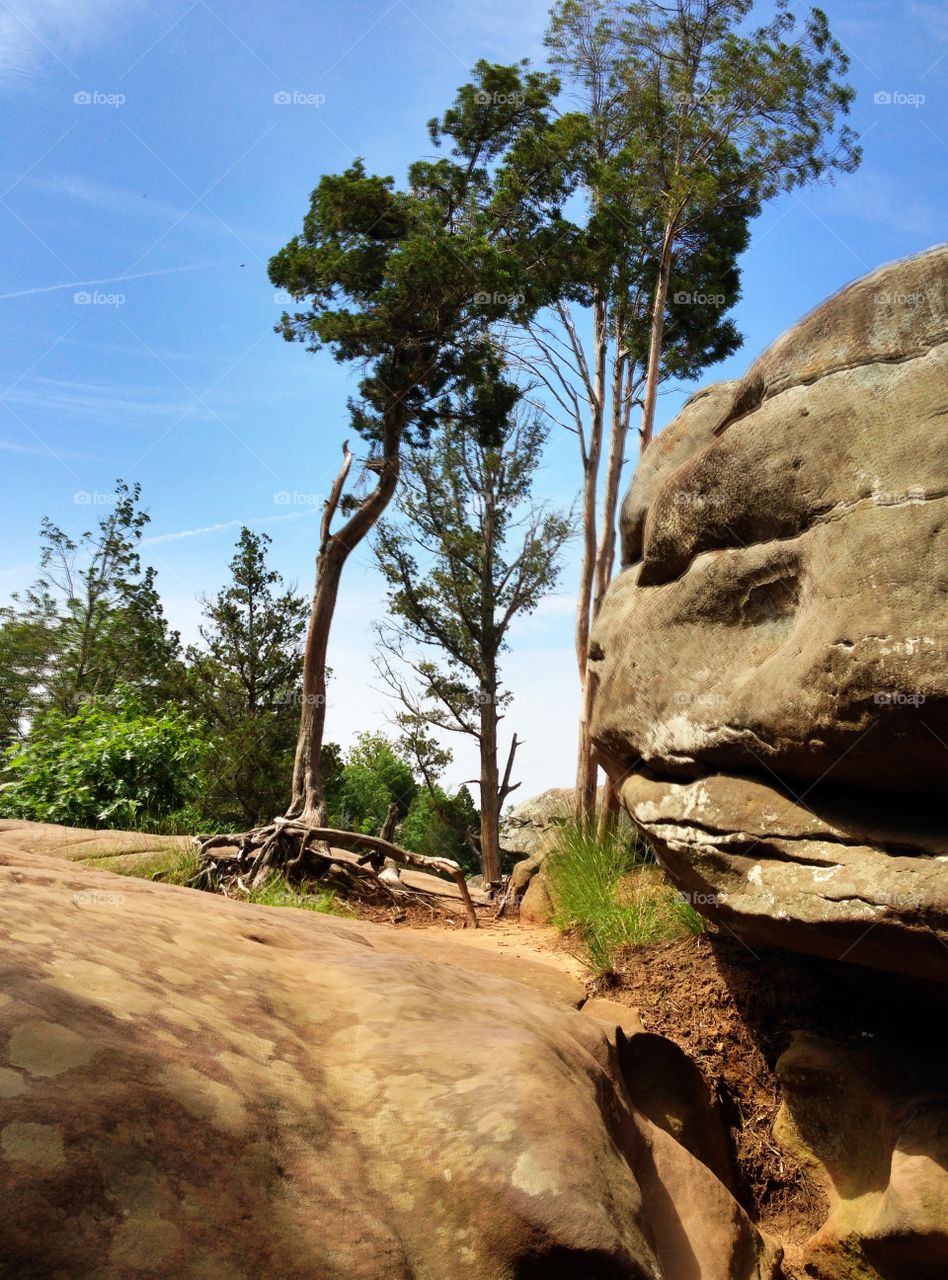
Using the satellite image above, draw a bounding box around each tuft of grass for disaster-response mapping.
[109,851,346,916]
[247,875,349,916]
[97,843,202,885]
[546,822,706,974]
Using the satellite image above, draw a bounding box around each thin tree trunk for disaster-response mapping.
[479,694,502,886]
[597,776,621,838]
[594,345,638,617]
[575,669,599,828]
[288,537,345,824]
[639,221,675,453]
[288,414,403,825]
[589,352,637,842]
[591,232,677,840]
[574,295,608,826]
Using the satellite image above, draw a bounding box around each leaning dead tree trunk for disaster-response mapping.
[289,417,402,823]
[574,296,608,827]
[192,407,418,900]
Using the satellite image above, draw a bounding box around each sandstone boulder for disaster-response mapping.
[591,246,948,983]
[501,787,579,859]
[775,1032,948,1280]
[0,846,780,1280]
[519,870,556,925]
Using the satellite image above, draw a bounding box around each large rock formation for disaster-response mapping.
[0,844,780,1280]
[775,1033,948,1279]
[590,246,948,984]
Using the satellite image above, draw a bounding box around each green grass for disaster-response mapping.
[102,845,348,917]
[94,842,202,885]
[246,876,349,916]
[546,822,706,974]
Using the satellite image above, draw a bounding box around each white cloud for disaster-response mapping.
[445,0,552,62]
[0,262,221,302]
[909,0,948,44]
[0,438,96,466]
[5,377,221,425]
[817,169,943,239]
[142,507,320,546]
[0,0,145,86]
[0,561,37,579]
[16,173,272,252]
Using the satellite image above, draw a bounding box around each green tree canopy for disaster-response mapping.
[11,481,180,720]
[182,528,308,829]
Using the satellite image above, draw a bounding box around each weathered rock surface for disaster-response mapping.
[501,787,581,859]
[502,789,634,925]
[775,1033,948,1280]
[502,787,634,859]
[501,789,573,924]
[0,846,780,1280]
[591,246,948,983]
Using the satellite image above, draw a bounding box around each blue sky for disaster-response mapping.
[1,0,946,797]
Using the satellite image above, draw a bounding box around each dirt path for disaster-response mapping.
[433,918,588,983]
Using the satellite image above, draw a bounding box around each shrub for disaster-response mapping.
[546,822,706,973]
[330,732,417,834]
[0,688,204,829]
[399,785,480,876]
[99,842,201,885]
[246,875,347,915]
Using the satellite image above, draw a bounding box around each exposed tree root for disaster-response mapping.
[189,817,480,927]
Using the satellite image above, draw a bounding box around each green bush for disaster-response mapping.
[99,842,202,885]
[399,785,479,876]
[0,688,204,829]
[546,822,706,973]
[330,732,417,834]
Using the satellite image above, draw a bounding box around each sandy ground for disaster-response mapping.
[427,917,587,983]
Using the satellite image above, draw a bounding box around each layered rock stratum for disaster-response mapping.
[591,245,948,984]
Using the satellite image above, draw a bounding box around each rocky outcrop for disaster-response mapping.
[501,789,575,924]
[590,246,948,984]
[502,789,634,925]
[775,1033,948,1279]
[501,787,581,859]
[0,845,780,1280]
